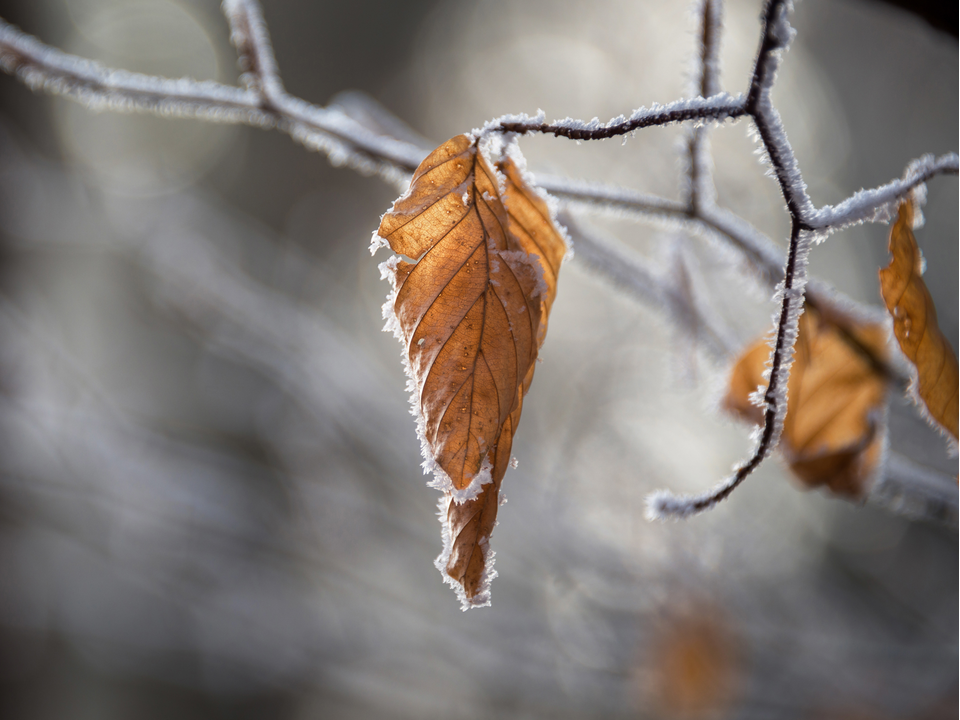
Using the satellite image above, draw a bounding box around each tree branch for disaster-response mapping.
[1,9,952,258]
[493,94,747,139]
[810,153,959,231]
[684,0,724,213]
[559,212,738,361]
[648,219,813,519]
[645,0,952,518]
[745,0,815,226]
[0,1,955,524]
[0,15,426,183]
[222,0,284,106]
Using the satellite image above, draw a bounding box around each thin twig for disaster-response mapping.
[559,213,737,361]
[649,0,879,515]
[547,175,901,386]
[0,16,426,180]
[495,94,747,139]
[1,7,952,225]
[0,12,952,246]
[698,0,723,100]
[648,219,812,519]
[645,0,947,518]
[684,0,723,213]
[810,153,959,231]
[744,0,814,226]
[222,0,284,105]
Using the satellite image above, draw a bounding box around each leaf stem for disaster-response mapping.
[496,96,747,140]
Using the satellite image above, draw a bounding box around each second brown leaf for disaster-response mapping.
[724,307,890,499]
[879,201,959,445]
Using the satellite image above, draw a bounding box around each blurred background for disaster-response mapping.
[0,0,956,718]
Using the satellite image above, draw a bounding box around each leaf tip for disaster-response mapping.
[434,494,497,611]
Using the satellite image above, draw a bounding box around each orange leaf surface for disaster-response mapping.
[879,201,959,443]
[724,307,889,499]
[639,604,741,719]
[376,134,567,608]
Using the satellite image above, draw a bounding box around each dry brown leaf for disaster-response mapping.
[724,307,889,499]
[640,606,740,719]
[376,134,567,608]
[879,201,959,443]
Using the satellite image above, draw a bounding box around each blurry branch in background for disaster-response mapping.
[0,160,448,604]
[558,212,738,363]
[0,0,956,525]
